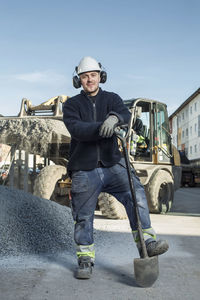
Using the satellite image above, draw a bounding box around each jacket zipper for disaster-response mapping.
[92,102,100,163]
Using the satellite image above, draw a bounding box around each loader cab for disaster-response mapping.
[124,98,172,164]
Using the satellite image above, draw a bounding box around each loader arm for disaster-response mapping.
[19,95,69,117]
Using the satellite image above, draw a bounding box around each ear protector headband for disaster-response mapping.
[72,63,107,89]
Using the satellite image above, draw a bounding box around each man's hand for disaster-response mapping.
[99,115,119,138]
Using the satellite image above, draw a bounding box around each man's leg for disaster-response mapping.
[127,170,169,257]
[104,159,169,257]
[71,169,102,279]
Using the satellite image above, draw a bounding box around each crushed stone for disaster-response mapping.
[0,118,70,156]
[0,185,74,257]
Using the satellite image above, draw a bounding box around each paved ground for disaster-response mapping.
[0,187,200,300]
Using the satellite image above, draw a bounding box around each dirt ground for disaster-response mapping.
[0,187,200,300]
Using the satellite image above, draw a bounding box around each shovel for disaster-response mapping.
[115,128,159,287]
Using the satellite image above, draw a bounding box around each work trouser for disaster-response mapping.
[71,158,156,262]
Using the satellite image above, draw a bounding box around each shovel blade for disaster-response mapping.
[134,255,159,287]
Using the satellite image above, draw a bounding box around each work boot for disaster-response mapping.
[146,239,169,257]
[138,239,169,258]
[75,256,94,279]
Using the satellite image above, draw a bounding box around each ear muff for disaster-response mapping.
[100,71,107,83]
[98,62,107,83]
[73,75,81,88]
[73,66,81,88]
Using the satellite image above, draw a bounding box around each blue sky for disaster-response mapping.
[1,0,200,116]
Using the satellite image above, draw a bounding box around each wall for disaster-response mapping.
[0,144,11,167]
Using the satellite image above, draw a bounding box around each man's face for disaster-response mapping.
[79,71,100,96]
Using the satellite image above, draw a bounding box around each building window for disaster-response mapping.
[182,112,184,120]
[195,102,197,112]
[198,115,200,137]
[190,106,192,114]
[190,126,192,136]
[195,144,197,153]
[182,130,184,138]
[190,146,192,154]
[195,123,197,133]
[186,109,188,117]
[186,128,188,136]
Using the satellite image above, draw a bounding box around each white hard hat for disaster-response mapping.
[76,56,101,75]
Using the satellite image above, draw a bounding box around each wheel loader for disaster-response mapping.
[0,95,181,219]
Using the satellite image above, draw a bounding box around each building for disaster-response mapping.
[169,88,200,162]
[0,144,11,167]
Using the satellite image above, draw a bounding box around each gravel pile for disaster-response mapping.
[0,118,70,156]
[0,185,74,257]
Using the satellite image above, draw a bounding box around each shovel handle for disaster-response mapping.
[115,127,148,258]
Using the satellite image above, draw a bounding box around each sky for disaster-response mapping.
[0,0,200,116]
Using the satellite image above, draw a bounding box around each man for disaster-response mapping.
[131,107,147,155]
[63,56,169,279]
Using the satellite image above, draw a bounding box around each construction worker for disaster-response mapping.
[130,107,146,155]
[63,56,169,279]
[131,109,147,155]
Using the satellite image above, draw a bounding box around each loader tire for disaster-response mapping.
[33,165,67,204]
[98,192,127,219]
[148,170,174,214]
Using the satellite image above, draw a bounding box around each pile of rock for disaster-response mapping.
[0,185,74,257]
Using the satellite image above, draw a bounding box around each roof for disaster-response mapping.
[169,87,200,120]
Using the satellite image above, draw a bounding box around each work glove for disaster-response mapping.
[99,115,119,138]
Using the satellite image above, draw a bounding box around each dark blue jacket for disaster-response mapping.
[63,88,130,173]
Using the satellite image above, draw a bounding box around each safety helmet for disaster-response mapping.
[76,56,101,75]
